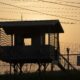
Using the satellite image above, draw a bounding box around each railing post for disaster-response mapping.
[66,48,70,70]
[10,34,13,74]
[0,28,1,45]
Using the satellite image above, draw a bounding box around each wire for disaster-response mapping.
[61,22,75,24]
[0,7,79,16]
[0,17,76,24]
[9,0,38,2]
[0,17,18,20]
[0,1,80,22]
[11,0,80,4]
[39,0,80,8]
[58,0,80,4]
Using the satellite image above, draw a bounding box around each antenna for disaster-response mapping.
[21,13,23,21]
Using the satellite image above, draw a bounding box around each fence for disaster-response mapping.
[0,53,79,74]
[0,28,80,74]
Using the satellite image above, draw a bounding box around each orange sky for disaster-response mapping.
[0,0,80,43]
[60,24,80,43]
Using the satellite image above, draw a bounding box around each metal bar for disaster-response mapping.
[60,54,77,70]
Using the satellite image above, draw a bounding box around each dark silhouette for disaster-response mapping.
[54,49,59,61]
[0,20,64,73]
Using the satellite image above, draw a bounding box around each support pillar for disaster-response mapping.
[67,48,70,70]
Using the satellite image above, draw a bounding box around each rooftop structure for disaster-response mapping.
[0,20,65,73]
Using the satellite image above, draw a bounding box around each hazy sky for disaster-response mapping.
[0,0,80,43]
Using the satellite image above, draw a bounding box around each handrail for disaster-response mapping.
[59,54,77,70]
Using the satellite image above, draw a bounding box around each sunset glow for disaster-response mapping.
[0,0,80,75]
[0,0,80,43]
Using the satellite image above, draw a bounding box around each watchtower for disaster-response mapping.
[0,20,64,73]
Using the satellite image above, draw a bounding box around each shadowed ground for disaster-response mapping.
[0,70,80,80]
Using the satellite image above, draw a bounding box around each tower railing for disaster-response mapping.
[59,54,77,70]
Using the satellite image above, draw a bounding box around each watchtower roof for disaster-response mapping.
[0,20,64,34]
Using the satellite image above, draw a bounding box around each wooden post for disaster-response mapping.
[10,34,13,79]
[10,34,13,74]
[66,48,70,70]
[10,63,12,75]
[0,28,1,45]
